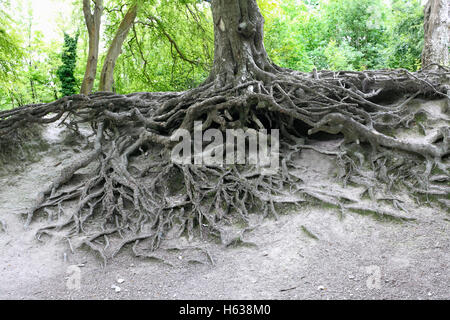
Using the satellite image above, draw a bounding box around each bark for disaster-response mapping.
[99,4,138,92]
[80,0,103,95]
[207,0,277,86]
[422,0,449,68]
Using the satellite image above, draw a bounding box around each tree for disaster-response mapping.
[0,2,23,109]
[57,33,79,97]
[386,0,424,71]
[320,0,389,70]
[80,0,103,95]
[1,0,448,260]
[99,2,139,92]
[1,0,82,109]
[122,0,213,92]
[422,0,449,68]
[79,0,140,93]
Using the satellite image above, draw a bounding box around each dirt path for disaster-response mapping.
[0,123,448,300]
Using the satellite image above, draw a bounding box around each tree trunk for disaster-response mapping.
[80,0,103,95]
[207,0,277,87]
[99,4,138,92]
[422,0,449,68]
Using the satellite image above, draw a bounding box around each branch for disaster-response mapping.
[138,16,199,66]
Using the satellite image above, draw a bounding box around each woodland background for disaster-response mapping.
[0,0,426,110]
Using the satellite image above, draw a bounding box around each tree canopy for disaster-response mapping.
[0,0,433,110]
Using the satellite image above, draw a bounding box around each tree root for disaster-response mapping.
[1,67,449,263]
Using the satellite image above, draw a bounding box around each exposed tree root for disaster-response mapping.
[1,66,449,262]
[0,123,48,171]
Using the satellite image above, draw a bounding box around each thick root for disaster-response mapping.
[1,66,449,262]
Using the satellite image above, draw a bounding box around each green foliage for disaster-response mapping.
[0,1,23,110]
[260,0,393,71]
[323,40,363,70]
[385,0,424,71]
[0,0,65,110]
[57,33,79,97]
[0,11,22,83]
[0,0,429,110]
[321,0,389,69]
[260,0,315,71]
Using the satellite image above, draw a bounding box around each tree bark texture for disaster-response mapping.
[80,0,103,95]
[422,0,449,68]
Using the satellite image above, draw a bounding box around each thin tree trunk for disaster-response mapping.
[422,0,449,68]
[99,4,138,92]
[80,0,103,95]
[29,76,36,103]
[207,0,277,87]
[27,16,36,103]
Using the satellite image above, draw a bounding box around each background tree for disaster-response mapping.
[99,1,139,92]
[386,0,424,71]
[80,0,103,95]
[57,33,79,97]
[2,0,447,260]
[1,0,439,110]
[0,0,77,109]
[0,4,22,80]
[114,0,213,92]
[0,1,23,107]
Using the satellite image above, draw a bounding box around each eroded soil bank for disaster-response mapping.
[0,110,449,300]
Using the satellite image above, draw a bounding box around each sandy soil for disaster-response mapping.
[0,119,448,300]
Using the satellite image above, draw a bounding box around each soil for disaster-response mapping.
[0,115,448,300]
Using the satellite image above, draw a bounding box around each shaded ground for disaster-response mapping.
[0,112,449,300]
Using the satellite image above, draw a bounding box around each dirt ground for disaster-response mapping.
[0,119,449,300]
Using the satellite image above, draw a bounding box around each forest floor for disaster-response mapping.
[0,100,449,300]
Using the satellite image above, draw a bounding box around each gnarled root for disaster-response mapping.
[1,66,449,262]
